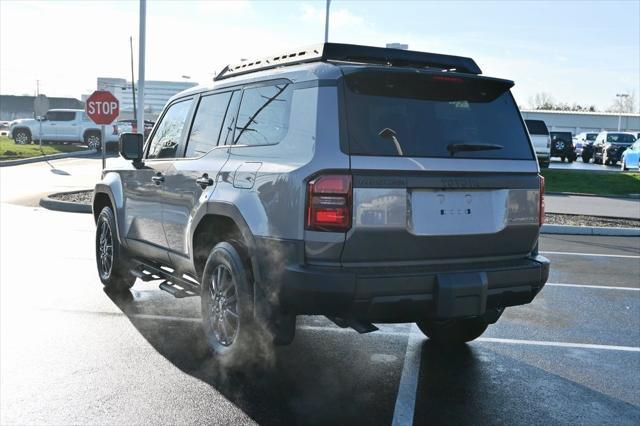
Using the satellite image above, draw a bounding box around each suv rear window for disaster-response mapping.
[343,71,533,159]
[525,120,549,135]
[606,133,636,143]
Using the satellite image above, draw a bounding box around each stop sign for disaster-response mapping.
[85,91,119,125]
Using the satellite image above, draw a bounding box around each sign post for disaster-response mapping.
[33,95,49,152]
[85,90,119,170]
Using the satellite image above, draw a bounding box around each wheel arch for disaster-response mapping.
[11,126,31,138]
[93,173,126,245]
[82,128,101,140]
[191,203,261,284]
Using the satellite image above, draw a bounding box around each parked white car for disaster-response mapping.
[621,139,640,170]
[524,119,551,168]
[8,109,119,151]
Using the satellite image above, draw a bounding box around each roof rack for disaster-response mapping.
[214,42,482,81]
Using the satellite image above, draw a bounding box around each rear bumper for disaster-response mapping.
[277,255,550,322]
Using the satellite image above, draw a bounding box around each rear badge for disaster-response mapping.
[440,209,472,215]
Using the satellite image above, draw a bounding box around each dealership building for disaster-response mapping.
[520,110,640,135]
[90,78,198,120]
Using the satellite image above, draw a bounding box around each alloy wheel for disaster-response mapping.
[97,220,113,278]
[15,132,28,144]
[87,135,101,149]
[207,265,239,347]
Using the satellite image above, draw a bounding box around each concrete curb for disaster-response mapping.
[39,190,92,214]
[547,192,640,200]
[541,224,640,236]
[0,149,97,167]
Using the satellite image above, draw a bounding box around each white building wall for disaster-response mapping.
[520,110,640,135]
[96,78,197,120]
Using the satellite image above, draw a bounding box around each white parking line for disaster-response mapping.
[541,250,640,259]
[475,337,640,352]
[391,324,422,426]
[547,282,640,291]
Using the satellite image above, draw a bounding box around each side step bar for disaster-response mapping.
[130,259,199,298]
[326,316,379,334]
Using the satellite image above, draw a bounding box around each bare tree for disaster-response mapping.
[608,92,637,113]
[528,92,555,110]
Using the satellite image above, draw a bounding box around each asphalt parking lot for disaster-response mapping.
[1,203,639,425]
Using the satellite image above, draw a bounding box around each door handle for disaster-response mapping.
[196,173,214,189]
[151,173,164,185]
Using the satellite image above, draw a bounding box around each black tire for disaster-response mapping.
[610,160,617,167]
[582,154,590,163]
[13,129,31,145]
[417,317,489,345]
[84,132,102,152]
[622,160,629,171]
[560,156,565,162]
[201,242,271,369]
[95,206,134,293]
[539,160,550,169]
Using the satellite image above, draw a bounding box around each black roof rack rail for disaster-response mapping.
[214,42,482,81]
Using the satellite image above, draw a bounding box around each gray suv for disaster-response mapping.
[93,43,549,364]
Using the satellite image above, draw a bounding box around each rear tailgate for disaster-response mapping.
[344,159,540,265]
[340,68,541,265]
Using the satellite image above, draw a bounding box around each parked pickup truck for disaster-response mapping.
[524,119,551,168]
[8,109,119,152]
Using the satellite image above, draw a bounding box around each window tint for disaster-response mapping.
[146,99,193,159]
[218,91,241,146]
[185,92,232,157]
[586,133,598,141]
[344,71,533,159]
[46,111,76,121]
[234,83,292,146]
[524,120,549,135]
[606,133,636,143]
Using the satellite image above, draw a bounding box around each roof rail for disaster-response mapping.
[214,42,482,81]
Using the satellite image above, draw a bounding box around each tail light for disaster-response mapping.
[306,174,352,232]
[539,175,545,226]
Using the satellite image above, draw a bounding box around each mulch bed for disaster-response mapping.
[48,190,93,205]
[545,213,639,228]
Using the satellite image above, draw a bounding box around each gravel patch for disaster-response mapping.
[545,213,639,228]
[49,190,93,205]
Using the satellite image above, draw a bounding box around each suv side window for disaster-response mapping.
[146,99,193,159]
[185,92,232,158]
[234,83,292,146]
[45,111,60,121]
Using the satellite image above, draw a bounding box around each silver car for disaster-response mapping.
[92,43,549,366]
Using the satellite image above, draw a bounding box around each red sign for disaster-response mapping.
[85,91,119,125]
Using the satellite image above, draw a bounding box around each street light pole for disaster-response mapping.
[130,36,137,124]
[137,0,146,136]
[324,0,331,43]
[616,93,629,131]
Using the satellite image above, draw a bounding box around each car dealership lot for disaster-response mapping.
[1,204,639,425]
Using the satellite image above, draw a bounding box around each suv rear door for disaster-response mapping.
[339,69,541,265]
[161,90,240,263]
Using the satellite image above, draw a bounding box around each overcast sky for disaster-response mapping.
[1,0,638,111]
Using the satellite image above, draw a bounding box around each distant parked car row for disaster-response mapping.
[578,131,637,166]
[523,119,638,169]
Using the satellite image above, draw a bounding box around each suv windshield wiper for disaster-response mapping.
[447,143,504,156]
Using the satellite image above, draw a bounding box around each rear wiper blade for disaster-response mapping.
[446,143,504,156]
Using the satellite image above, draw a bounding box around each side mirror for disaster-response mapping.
[119,132,144,163]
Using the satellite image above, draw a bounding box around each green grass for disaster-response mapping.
[0,136,86,161]
[542,169,640,197]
